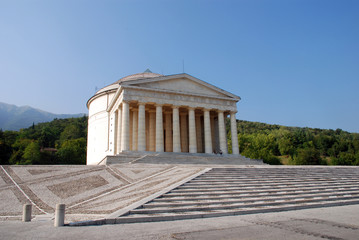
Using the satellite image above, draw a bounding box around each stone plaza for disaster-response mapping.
[1,163,359,240]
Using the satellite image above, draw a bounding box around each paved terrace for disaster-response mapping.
[1,157,359,239]
[0,163,206,222]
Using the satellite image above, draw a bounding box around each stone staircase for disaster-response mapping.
[105,152,264,165]
[113,167,359,223]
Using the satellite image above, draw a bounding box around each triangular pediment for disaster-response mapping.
[120,74,240,100]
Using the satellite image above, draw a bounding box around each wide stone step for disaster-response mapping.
[154,188,359,202]
[208,167,356,171]
[165,184,359,197]
[175,181,359,191]
[190,178,359,184]
[182,182,359,189]
[106,167,359,224]
[179,180,359,189]
[130,194,359,215]
[203,173,358,178]
[204,170,359,174]
[181,181,359,188]
[114,198,359,224]
[196,175,359,180]
[177,183,359,190]
[152,188,359,204]
[144,190,359,208]
[134,154,265,165]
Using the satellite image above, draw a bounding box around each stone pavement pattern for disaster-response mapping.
[0,164,204,222]
[1,162,359,240]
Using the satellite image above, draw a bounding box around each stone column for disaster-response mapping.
[180,113,188,152]
[129,111,133,150]
[230,111,239,155]
[204,109,212,154]
[149,110,156,152]
[121,101,130,151]
[195,114,203,153]
[155,104,164,152]
[138,103,146,151]
[165,111,172,152]
[188,107,197,153]
[218,110,228,154]
[211,115,216,152]
[117,107,122,153]
[172,106,181,152]
[132,109,138,151]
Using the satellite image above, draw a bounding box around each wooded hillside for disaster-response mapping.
[1,117,358,165]
[229,120,359,165]
[0,116,87,165]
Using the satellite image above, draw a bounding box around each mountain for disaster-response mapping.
[0,102,85,131]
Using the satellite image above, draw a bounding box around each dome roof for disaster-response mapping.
[93,69,163,96]
[116,69,163,83]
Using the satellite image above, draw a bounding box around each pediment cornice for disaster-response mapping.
[120,73,241,101]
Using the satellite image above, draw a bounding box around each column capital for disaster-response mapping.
[172,105,180,109]
[155,103,163,107]
[138,102,146,106]
[203,108,211,112]
[217,110,224,113]
[230,111,238,114]
[188,107,196,111]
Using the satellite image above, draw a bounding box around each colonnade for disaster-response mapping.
[113,101,239,155]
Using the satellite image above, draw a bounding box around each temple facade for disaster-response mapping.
[86,70,240,165]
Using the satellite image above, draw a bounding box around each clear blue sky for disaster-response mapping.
[1,0,358,132]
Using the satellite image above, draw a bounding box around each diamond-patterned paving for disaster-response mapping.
[0,164,204,222]
[1,164,359,224]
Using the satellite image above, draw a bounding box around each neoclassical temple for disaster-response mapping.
[86,70,240,165]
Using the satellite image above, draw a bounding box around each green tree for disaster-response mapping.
[331,152,356,165]
[58,123,82,147]
[9,138,32,164]
[39,126,56,148]
[22,141,41,164]
[293,148,323,165]
[56,138,86,164]
[278,137,294,156]
[0,130,17,164]
[240,133,281,165]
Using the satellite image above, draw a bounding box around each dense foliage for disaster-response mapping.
[0,116,87,165]
[1,116,358,165]
[227,120,359,165]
